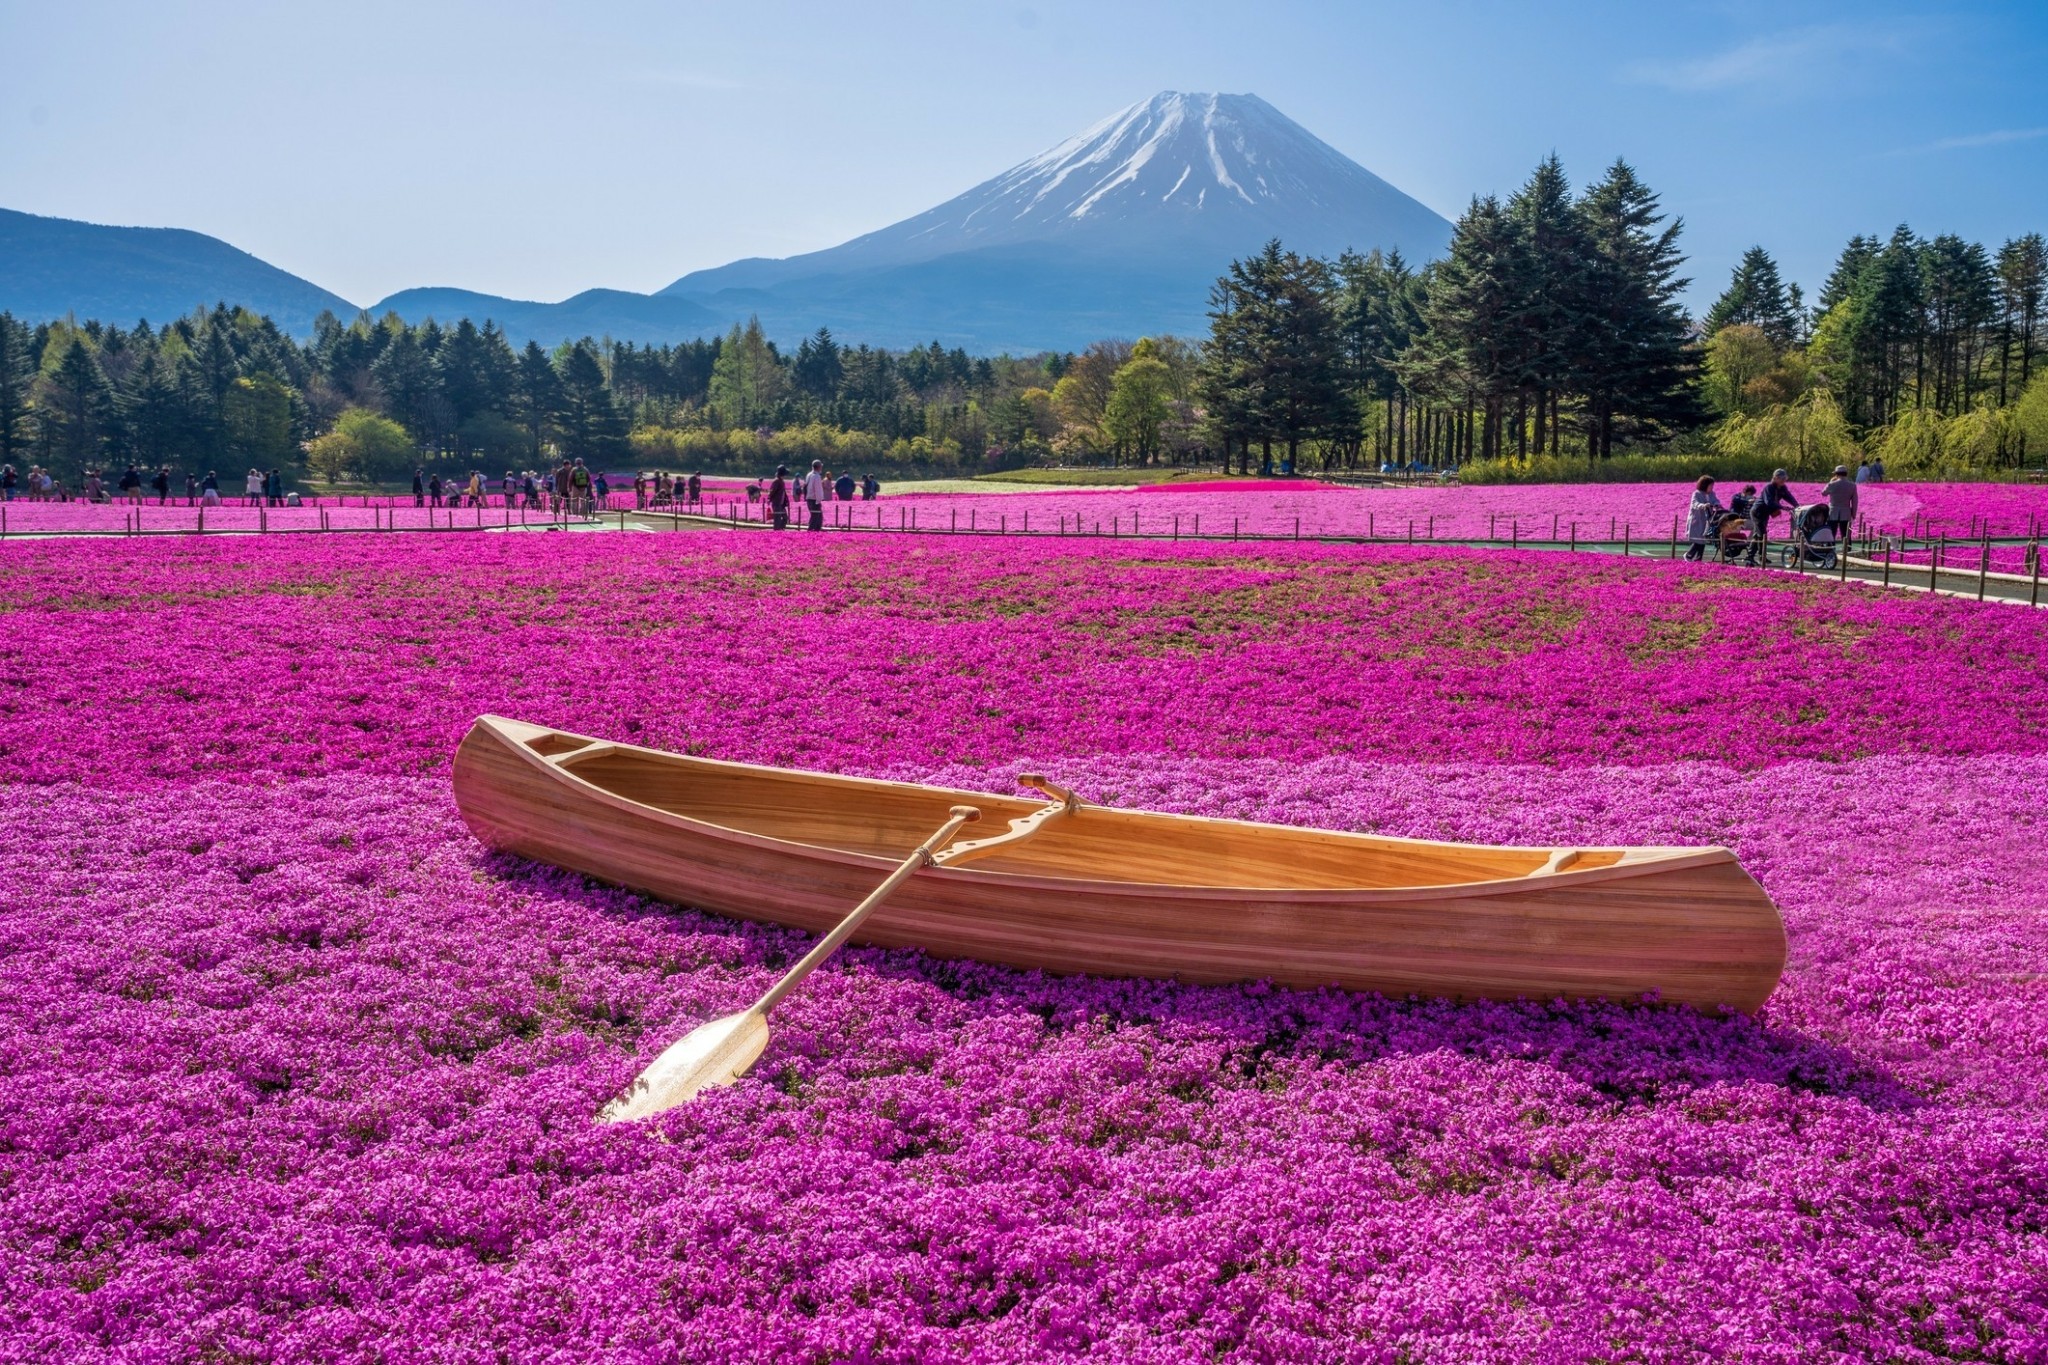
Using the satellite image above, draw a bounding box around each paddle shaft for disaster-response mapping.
[755,805,980,1014]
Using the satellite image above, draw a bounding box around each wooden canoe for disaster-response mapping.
[452,715,1787,1013]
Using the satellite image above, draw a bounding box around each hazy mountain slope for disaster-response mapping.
[369,286,723,347]
[0,207,357,335]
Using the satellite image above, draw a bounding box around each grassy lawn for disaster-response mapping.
[971,466,1232,487]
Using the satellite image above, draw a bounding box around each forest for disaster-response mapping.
[1,156,2044,486]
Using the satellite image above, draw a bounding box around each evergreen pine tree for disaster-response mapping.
[1576,160,1697,456]
[513,341,565,462]
[555,342,629,465]
[40,336,115,477]
[1704,247,1797,345]
[0,312,34,469]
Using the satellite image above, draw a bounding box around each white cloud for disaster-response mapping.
[1929,126,2048,151]
[1622,24,1910,93]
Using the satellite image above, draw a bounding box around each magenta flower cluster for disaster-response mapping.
[1,532,2044,1362]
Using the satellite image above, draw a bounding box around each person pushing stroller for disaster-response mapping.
[1744,470,1799,565]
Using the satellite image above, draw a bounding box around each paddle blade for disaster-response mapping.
[599,1008,770,1123]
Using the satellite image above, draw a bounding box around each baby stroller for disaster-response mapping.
[1712,512,1751,563]
[1779,504,1838,569]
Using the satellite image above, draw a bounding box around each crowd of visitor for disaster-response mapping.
[1684,458,1879,564]
[752,462,881,531]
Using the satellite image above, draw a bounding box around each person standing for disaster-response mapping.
[1685,476,1723,562]
[502,470,517,507]
[428,473,443,508]
[1821,464,1859,549]
[569,459,593,515]
[184,471,198,504]
[1,465,15,502]
[803,459,826,531]
[1854,460,1871,485]
[413,468,426,507]
[1746,469,1797,565]
[768,465,791,530]
[120,466,143,504]
[687,472,702,505]
[835,469,855,503]
[1870,457,1886,483]
[862,473,879,501]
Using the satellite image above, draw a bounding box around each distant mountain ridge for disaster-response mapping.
[0,207,356,336]
[1,92,1453,351]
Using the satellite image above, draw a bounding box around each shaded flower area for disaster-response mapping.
[890,480,2048,540]
[1,535,2045,1362]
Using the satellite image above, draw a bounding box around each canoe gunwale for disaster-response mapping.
[467,716,1740,903]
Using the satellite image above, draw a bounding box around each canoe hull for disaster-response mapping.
[452,718,1786,1013]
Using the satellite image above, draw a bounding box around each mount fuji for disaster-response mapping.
[650,91,1451,348]
[665,92,1449,303]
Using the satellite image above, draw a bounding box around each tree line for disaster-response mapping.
[1193,155,2048,478]
[5,155,2047,487]
[0,307,1092,485]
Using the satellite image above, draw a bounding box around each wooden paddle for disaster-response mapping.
[600,804,984,1122]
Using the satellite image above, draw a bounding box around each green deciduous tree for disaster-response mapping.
[1102,340,1174,462]
[306,407,415,483]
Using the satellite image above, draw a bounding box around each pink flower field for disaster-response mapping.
[2,534,2046,1362]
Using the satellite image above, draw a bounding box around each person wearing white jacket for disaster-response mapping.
[1685,475,1724,562]
[803,460,826,532]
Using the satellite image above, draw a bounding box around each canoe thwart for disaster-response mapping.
[1533,849,1582,876]
[933,793,1073,868]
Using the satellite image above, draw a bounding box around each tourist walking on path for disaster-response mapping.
[502,471,517,507]
[1745,470,1798,565]
[1821,464,1858,547]
[768,466,791,530]
[120,466,143,504]
[803,460,826,531]
[152,468,170,505]
[1685,476,1723,562]
[569,459,593,515]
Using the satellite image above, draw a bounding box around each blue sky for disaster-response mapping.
[4,0,2046,314]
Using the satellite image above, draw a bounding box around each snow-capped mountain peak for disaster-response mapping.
[663,92,1450,297]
